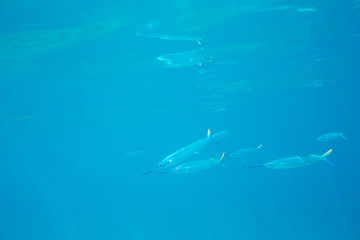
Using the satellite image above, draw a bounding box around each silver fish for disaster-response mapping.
[160,152,226,175]
[249,149,335,169]
[157,48,214,67]
[316,130,348,142]
[230,144,262,158]
[150,33,204,45]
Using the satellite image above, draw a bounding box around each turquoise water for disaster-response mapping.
[0,0,359,239]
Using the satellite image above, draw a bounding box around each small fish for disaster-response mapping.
[316,130,348,142]
[157,48,214,67]
[255,5,316,13]
[139,129,229,177]
[160,152,226,175]
[230,144,262,158]
[150,33,205,45]
[249,149,335,169]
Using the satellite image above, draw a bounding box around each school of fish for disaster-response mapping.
[135,17,348,178]
[139,129,346,177]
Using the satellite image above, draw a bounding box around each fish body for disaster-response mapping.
[210,129,230,142]
[256,149,334,169]
[158,136,210,169]
[316,131,348,142]
[231,144,262,158]
[163,152,226,174]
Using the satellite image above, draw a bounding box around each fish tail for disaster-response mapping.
[207,129,211,138]
[220,152,228,169]
[322,149,335,167]
[342,130,348,141]
[220,152,225,162]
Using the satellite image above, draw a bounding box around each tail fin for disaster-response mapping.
[341,130,348,141]
[322,149,335,167]
[220,152,225,162]
[220,152,228,169]
[257,144,263,149]
[207,129,211,138]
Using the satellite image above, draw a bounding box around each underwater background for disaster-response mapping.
[0,0,359,239]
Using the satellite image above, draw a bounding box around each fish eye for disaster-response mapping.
[159,164,162,167]
[176,168,180,171]
[269,163,273,166]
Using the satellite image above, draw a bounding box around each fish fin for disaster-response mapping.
[248,165,264,168]
[342,130,348,141]
[219,152,228,169]
[323,158,336,167]
[220,152,225,162]
[222,163,229,170]
[257,144,263,149]
[207,129,211,138]
[322,149,333,157]
[322,149,335,167]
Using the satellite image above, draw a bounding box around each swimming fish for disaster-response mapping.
[255,5,316,13]
[230,144,262,158]
[157,48,214,67]
[160,152,226,175]
[150,33,204,45]
[249,149,335,169]
[316,130,348,142]
[135,20,204,44]
[139,129,229,177]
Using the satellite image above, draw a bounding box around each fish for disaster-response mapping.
[149,33,205,45]
[157,48,214,67]
[139,129,229,178]
[135,21,204,44]
[316,130,348,142]
[255,5,316,13]
[249,149,335,169]
[230,144,262,158]
[160,152,226,175]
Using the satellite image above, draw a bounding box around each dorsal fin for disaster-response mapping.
[322,149,333,157]
[220,152,225,162]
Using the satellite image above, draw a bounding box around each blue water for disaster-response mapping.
[0,0,359,239]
